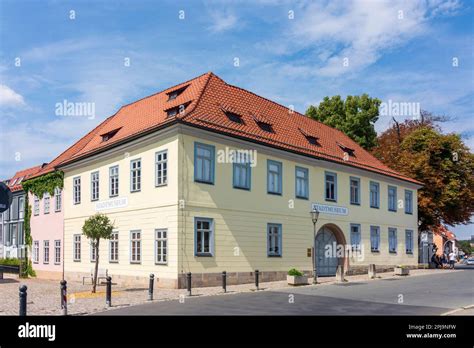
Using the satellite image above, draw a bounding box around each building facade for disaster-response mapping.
[42,72,421,288]
[29,187,64,280]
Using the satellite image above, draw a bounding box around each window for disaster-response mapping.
[388,186,397,212]
[155,229,168,264]
[267,160,282,195]
[388,228,397,253]
[267,223,282,257]
[18,222,24,245]
[155,150,168,186]
[350,177,360,205]
[54,240,61,264]
[90,239,97,262]
[225,111,243,124]
[43,240,50,264]
[130,230,141,263]
[91,171,100,201]
[195,218,214,256]
[233,152,251,190]
[405,230,413,254]
[194,143,215,184]
[325,172,337,201]
[19,196,25,219]
[54,187,62,212]
[109,231,119,262]
[295,166,309,199]
[73,177,81,204]
[130,159,141,192]
[370,226,380,252]
[350,224,361,251]
[33,241,39,263]
[73,235,81,261]
[34,196,40,216]
[44,193,50,214]
[370,181,380,208]
[405,190,413,214]
[101,128,120,142]
[256,121,273,133]
[167,85,188,101]
[109,166,119,197]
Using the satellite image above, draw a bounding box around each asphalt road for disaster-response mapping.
[96,267,474,316]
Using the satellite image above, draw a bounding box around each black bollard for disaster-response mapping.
[186,272,192,296]
[148,274,154,301]
[255,270,260,290]
[222,271,227,293]
[60,280,68,315]
[19,285,27,316]
[105,276,112,307]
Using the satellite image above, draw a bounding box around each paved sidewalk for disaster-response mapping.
[0,268,462,315]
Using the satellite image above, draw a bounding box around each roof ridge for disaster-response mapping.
[178,72,214,122]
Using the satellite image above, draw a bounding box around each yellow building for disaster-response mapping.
[53,72,421,288]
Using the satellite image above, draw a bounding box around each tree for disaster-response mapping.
[82,213,114,293]
[457,240,473,256]
[306,94,381,150]
[372,118,474,232]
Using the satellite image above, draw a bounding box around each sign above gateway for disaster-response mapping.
[311,203,348,216]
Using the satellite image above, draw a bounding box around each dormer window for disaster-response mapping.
[256,121,273,133]
[299,128,320,146]
[166,85,189,101]
[226,111,243,124]
[167,107,179,118]
[165,101,192,118]
[101,128,121,142]
[337,142,355,156]
[16,177,24,184]
[10,178,17,186]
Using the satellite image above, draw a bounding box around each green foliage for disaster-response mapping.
[458,240,473,255]
[288,268,303,276]
[0,258,36,277]
[306,94,381,150]
[82,213,115,241]
[0,257,21,266]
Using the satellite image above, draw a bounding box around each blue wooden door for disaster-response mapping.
[315,227,338,276]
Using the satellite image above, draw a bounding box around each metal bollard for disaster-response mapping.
[148,274,155,301]
[186,272,192,296]
[255,270,260,290]
[222,271,227,293]
[60,280,68,315]
[19,285,27,316]
[105,276,112,307]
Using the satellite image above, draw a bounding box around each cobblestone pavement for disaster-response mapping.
[0,268,461,315]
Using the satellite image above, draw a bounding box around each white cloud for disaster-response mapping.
[0,84,26,107]
[207,10,239,33]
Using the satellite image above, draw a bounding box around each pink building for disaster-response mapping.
[29,187,63,280]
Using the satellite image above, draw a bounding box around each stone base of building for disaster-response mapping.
[65,271,179,288]
[345,264,419,276]
[34,269,63,281]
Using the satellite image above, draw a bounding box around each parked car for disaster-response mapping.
[466,258,474,265]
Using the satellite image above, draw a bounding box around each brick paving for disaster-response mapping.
[0,268,460,315]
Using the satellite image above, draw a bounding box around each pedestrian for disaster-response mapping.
[448,251,456,269]
[440,254,447,269]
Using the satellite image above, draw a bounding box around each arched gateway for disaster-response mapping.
[315,224,347,276]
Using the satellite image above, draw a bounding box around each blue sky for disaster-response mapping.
[0,0,472,238]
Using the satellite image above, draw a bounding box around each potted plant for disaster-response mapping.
[287,268,308,285]
[394,265,410,276]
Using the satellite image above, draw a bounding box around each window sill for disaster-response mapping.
[195,253,213,257]
[109,194,119,198]
[389,251,397,254]
[267,191,282,196]
[130,190,141,193]
[325,198,337,202]
[155,262,168,265]
[55,210,61,213]
[267,254,282,258]
[405,212,413,215]
[73,260,81,262]
[155,183,168,188]
[194,180,214,185]
[371,249,380,253]
[370,206,379,209]
[54,262,61,265]
[350,202,360,206]
[73,202,81,205]
[91,199,99,202]
[130,261,142,264]
[109,260,119,263]
[388,209,397,212]
[233,186,251,191]
[406,251,413,254]
[44,212,50,215]
[295,196,309,200]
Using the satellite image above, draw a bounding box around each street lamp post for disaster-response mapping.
[310,208,320,284]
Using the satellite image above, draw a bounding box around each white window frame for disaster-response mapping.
[350,177,361,205]
[109,231,119,263]
[44,193,50,214]
[155,229,168,264]
[405,230,413,254]
[73,177,81,204]
[130,159,142,192]
[405,190,413,214]
[43,240,50,264]
[295,166,308,199]
[388,228,397,253]
[90,239,97,262]
[194,218,214,256]
[34,196,40,216]
[54,187,62,212]
[109,166,119,197]
[350,224,361,252]
[325,171,337,201]
[54,240,61,264]
[73,234,81,261]
[18,196,25,219]
[155,150,168,187]
[130,230,141,263]
[33,241,39,263]
[91,171,100,201]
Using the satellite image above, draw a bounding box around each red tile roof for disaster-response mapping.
[433,225,457,240]
[32,72,421,185]
[3,165,44,192]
